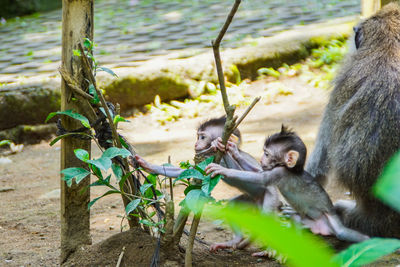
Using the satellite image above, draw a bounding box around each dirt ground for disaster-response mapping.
[1,77,399,266]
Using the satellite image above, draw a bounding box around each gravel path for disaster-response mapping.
[0,0,359,84]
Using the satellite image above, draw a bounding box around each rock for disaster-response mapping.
[0,157,12,165]
[0,80,60,130]
[0,186,14,192]
[39,189,60,199]
[0,124,57,144]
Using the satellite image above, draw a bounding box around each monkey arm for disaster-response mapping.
[134,155,183,178]
[205,163,278,185]
[216,138,262,172]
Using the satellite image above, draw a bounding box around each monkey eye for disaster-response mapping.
[200,135,206,140]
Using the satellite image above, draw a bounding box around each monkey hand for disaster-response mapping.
[205,163,228,178]
[211,137,226,153]
[225,140,240,159]
[134,155,156,173]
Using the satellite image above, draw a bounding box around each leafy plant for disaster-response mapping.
[204,203,337,267]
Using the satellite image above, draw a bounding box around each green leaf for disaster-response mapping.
[74,148,90,162]
[91,164,103,179]
[113,115,129,125]
[196,156,214,171]
[119,171,133,189]
[83,38,92,49]
[125,199,141,215]
[61,167,91,187]
[139,219,155,227]
[201,174,221,195]
[119,136,130,150]
[140,183,153,195]
[184,184,202,195]
[45,110,90,128]
[88,190,120,210]
[102,147,131,159]
[0,140,11,147]
[257,67,281,78]
[334,238,400,267]
[146,173,157,186]
[73,49,81,57]
[88,157,111,171]
[97,66,118,77]
[204,204,337,267]
[185,189,208,215]
[174,169,204,185]
[374,151,400,212]
[111,163,123,182]
[88,84,100,105]
[50,132,93,146]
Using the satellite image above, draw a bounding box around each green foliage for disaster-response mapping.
[88,84,100,105]
[334,238,400,267]
[0,140,12,147]
[257,67,281,78]
[61,167,91,187]
[204,203,337,267]
[45,110,90,128]
[374,151,400,212]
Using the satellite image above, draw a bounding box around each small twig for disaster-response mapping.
[116,246,125,267]
[232,96,261,131]
[59,67,95,102]
[168,155,174,202]
[78,43,122,149]
[183,2,242,266]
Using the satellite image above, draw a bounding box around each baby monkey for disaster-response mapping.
[205,126,369,244]
[135,116,280,251]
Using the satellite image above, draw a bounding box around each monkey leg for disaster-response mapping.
[324,213,369,242]
[209,234,247,252]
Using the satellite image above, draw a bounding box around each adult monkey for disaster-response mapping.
[306,3,400,238]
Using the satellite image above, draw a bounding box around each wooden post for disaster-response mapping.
[60,0,94,263]
[361,0,381,17]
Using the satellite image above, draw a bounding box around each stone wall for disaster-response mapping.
[0,0,61,18]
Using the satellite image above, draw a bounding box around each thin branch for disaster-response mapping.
[78,43,122,149]
[232,96,260,131]
[116,246,125,267]
[59,67,95,102]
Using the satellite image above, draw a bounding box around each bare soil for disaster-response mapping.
[1,77,399,266]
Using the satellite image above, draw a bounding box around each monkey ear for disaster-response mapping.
[285,150,299,168]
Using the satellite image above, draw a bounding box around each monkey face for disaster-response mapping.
[261,146,280,171]
[195,131,212,152]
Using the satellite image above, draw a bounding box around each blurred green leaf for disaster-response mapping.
[113,115,129,125]
[111,163,123,182]
[73,49,81,57]
[88,84,100,105]
[184,184,202,195]
[196,156,214,171]
[334,238,400,267]
[102,147,131,159]
[201,174,221,195]
[185,189,208,215]
[0,140,11,147]
[88,157,111,171]
[74,148,90,162]
[125,199,141,215]
[140,183,153,195]
[204,204,337,267]
[97,66,118,77]
[50,132,93,146]
[45,110,90,128]
[88,190,119,210]
[174,169,204,185]
[257,67,280,78]
[61,167,91,187]
[374,151,400,212]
